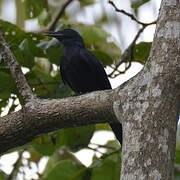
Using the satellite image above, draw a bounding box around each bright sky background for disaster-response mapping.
[0,0,162,178]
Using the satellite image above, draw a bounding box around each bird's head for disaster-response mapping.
[44,29,85,48]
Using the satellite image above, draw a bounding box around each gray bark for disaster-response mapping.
[115,0,180,179]
[0,0,179,179]
[0,91,117,154]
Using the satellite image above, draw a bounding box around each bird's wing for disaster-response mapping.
[60,47,111,93]
[79,48,112,90]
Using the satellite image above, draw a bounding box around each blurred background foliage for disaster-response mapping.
[1,0,179,180]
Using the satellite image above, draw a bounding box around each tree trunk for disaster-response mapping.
[116,0,180,179]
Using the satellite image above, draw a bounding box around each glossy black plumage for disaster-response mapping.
[45,29,123,145]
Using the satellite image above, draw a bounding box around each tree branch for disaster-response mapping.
[108,26,146,78]
[37,0,74,33]
[0,33,34,103]
[108,0,156,26]
[108,0,156,78]
[0,89,118,155]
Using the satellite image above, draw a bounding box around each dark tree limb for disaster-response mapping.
[0,89,118,154]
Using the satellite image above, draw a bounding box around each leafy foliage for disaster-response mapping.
[134,42,151,64]
[0,171,5,180]
[32,125,95,156]
[130,0,151,9]
[43,160,87,180]
[24,0,48,19]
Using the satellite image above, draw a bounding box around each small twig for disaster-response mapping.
[108,23,155,78]
[87,146,105,155]
[37,0,74,33]
[108,0,156,78]
[90,143,116,150]
[48,0,74,31]
[109,0,156,26]
[109,61,132,78]
[108,26,144,78]
[101,148,121,159]
[0,33,35,103]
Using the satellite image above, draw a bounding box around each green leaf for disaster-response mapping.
[43,148,83,177]
[78,25,109,44]
[17,39,35,68]
[31,125,94,155]
[27,148,42,163]
[174,170,180,180]
[38,39,63,65]
[95,123,111,131]
[26,69,57,97]
[91,141,121,180]
[58,125,95,151]
[12,39,45,68]
[0,71,16,98]
[175,149,180,164]
[0,99,8,113]
[91,50,114,66]
[32,134,58,156]
[26,69,71,98]
[24,0,47,19]
[0,19,45,69]
[91,154,120,180]
[31,133,61,156]
[79,0,96,6]
[0,19,44,46]
[0,171,5,180]
[43,160,87,180]
[133,42,151,64]
[94,42,120,63]
[131,0,150,9]
[38,9,52,26]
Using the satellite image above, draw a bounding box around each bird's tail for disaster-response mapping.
[109,122,123,146]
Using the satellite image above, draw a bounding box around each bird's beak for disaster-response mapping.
[43,31,63,37]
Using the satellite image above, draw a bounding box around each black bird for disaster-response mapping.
[45,29,123,145]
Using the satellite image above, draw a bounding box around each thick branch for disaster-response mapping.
[0,33,34,102]
[0,90,117,154]
[114,0,180,179]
